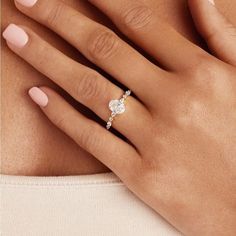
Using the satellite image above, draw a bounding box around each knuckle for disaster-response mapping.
[46,1,65,27]
[88,29,119,60]
[122,5,153,30]
[173,95,204,128]
[133,158,160,190]
[187,53,219,79]
[187,53,226,93]
[205,22,236,44]
[53,114,69,130]
[76,72,106,102]
[36,44,50,66]
[79,125,103,151]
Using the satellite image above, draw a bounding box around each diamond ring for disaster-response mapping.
[106,90,131,130]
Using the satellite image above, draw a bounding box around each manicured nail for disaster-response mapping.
[208,0,215,5]
[2,24,29,48]
[15,0,38,7]
[28,87,49,107]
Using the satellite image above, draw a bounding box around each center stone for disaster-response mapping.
[109,100,126,114]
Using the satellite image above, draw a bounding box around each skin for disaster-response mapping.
[2,0,112,176]
[2,0,236,176]
[2,0,236,235]
[2,0,199,176]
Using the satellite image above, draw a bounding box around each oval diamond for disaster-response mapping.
[109,100,126,114]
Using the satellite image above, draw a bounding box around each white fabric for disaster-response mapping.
[1,173,181,236]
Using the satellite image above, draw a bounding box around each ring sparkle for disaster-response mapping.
[106,90,131,130]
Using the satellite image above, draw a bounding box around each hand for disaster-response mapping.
[3,0,236,234]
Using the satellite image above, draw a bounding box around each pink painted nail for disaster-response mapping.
[2,24,29,48]
[28,87,49,107]
[15,0,38,7]
[208,0,215,5]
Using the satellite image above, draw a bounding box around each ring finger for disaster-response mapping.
[14,0,169,104]
[3,24,151,146]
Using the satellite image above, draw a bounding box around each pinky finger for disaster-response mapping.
[28,86,140,177]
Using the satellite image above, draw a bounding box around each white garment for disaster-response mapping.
[1,173,181,236]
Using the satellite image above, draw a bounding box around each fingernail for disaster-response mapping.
[15,0,38,7]
[208,0,215,5]
[28,87,49,107]
[2,24,29,48]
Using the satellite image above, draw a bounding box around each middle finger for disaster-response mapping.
[14,0,169,104]
[3,24,151,146]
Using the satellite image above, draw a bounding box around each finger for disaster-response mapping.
[28,86,140,177]
[88,0,207,71]
[2,24,151,146]
[188,0,236,66]
[14,0,166,101]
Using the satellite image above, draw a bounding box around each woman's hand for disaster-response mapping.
[3,0,236,234]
